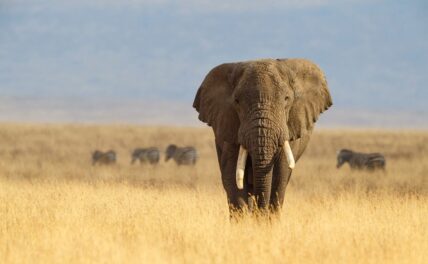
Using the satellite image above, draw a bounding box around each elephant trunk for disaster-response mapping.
[251,138,276,211]
[248,124,279,211]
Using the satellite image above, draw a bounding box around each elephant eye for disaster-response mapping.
[234,98,239,105]
[284,96,290,102]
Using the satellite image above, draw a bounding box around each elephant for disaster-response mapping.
[337,149,386,171]
[193,58,332,217]
[92,150,117,165]
[165,144,198,165]
[131,147,160,165]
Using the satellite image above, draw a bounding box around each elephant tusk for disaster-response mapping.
[236,146,248,190]
[283,141,295,169]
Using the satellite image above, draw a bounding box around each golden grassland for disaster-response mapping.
[0,123,427,264]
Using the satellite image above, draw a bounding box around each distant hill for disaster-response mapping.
[0,97,426,128]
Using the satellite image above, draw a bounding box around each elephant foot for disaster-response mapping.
[228,204,281,222]
[228,199,253,222]
[228,208,247,223]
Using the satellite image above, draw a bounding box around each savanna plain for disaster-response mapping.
[0,123,427,264]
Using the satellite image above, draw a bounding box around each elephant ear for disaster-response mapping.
[193,63,243,144]
[279,59,333,140]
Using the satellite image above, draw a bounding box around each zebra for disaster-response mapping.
[131,147,160,165]
[336,149,386,171]
[165,144,197,166]
[92,150,117,165]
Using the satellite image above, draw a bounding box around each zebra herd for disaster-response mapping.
[92,144,197,166]
[92,145,385,171]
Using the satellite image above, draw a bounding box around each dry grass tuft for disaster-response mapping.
[0,124,427,263]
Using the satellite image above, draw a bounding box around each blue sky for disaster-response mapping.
[0,0,427,123]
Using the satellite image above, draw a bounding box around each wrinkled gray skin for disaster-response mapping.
[337,149,386,171]
[193,58,332,218]
[92,150,116,165]
[165,144,198,165]
[131,147,160,165]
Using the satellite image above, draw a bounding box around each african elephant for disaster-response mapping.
[165,144,197,165]
[337,149,386,171]
[193,58,332,217]
[92,150,117,165]
[131,147,160,165]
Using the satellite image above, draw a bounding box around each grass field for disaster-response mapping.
[0,123,427,263]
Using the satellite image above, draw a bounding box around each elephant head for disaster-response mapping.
[193,58,332,210]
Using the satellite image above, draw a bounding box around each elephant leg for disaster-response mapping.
[217,141,249,219]
[269,149,292,215]
[270,135,310,215]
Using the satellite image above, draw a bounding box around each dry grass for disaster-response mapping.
[0,123,427,264]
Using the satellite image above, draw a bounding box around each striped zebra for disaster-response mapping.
[92,150,117,165]
[336,149,386,171]
[131,147,160,165]
[165,144,197,166]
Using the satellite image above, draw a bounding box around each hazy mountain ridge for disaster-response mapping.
[0,97,426,128]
